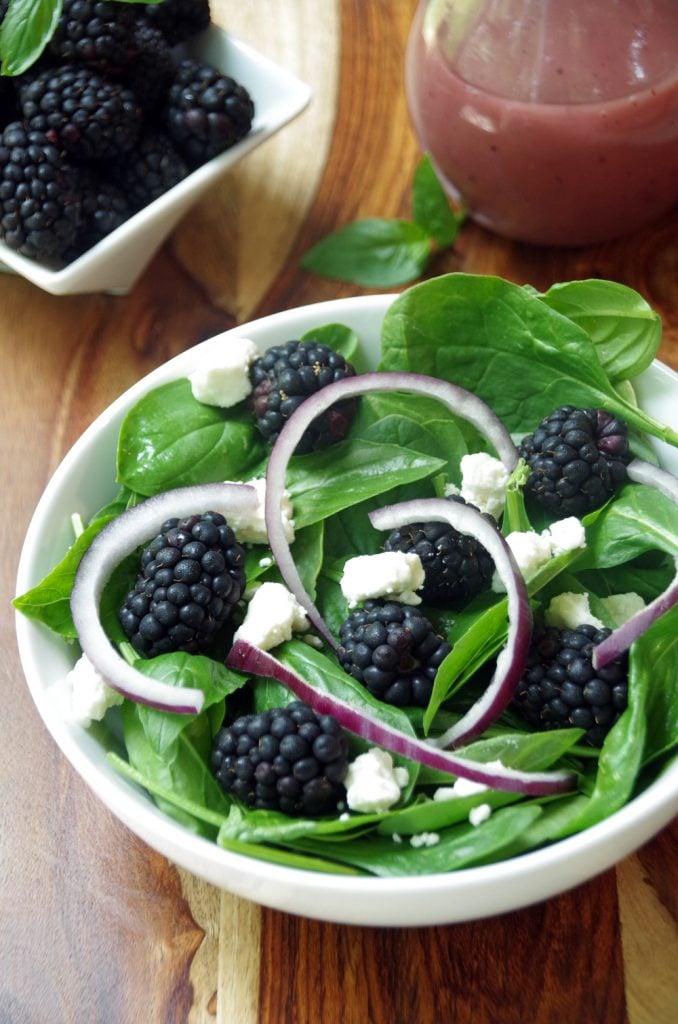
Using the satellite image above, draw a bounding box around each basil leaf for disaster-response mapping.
[539,279,661,383]
[412,152,464,247]
[117,378,266,495]
[300,219,432,287]
[0,0,61,76]
[380,273,678,447]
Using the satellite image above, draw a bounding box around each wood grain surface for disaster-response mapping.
[2,2,677,1023]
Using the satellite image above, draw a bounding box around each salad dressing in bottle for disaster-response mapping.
[405,0,678,246]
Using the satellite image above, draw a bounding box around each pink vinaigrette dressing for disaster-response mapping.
[405,0,678,245]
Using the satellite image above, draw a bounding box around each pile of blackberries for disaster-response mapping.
[0,0,254,265]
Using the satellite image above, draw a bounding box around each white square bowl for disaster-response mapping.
[0,26,311,296]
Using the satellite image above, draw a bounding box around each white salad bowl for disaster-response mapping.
[15,294,678,927]
[0,27,311,296]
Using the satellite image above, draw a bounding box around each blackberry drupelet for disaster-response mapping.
[110,130,189,211]
[338,599,451,707]
[163,58,254,165]
[519,405,631,517]
[249,339,358,453]
[49,0,137,71]
[144,0,211,45]
[0,121,83,261]
[513,623,628,747]
[119,512,246,658]
[212,702,349,816]
[19,65,143,161]
[383,497,496,608]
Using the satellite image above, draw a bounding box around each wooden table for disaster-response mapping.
[3,2,677,1021]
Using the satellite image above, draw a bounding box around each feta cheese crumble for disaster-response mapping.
[545,592,605,631]
[189,335,259,408]
[600,592,646,627]
[469,803,492,827]
[234,582,309,651]
[445,452,510,519]
[340,551,425,607]
[410,831,440,848]
[53,653,123,727]
[492,517,586,592]
[223,477,295,545]
[344,748,409,813]
[433,776,488,800]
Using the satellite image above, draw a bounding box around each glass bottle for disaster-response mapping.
[405,0,678,246]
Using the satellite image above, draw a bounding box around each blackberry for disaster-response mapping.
[383,497,496,608]
[249,339,358,454]
[163,58,254,166]
[110,130,189,212]
[119,512,246,658]
[120,21,175,114]
[513,623,628,747]
[338,600,451,707]
[212,702,349,816]
[19,65,143,161]
[49,0,137,72]
[519,405,631,517]
[144,0,211,45]
[68,172,130,255]
[0,121,83,261]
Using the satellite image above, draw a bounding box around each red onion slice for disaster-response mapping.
[593,555,678,669]
[226,639,575,796]
[370,498,532,748]
[71,483,258,714]
[591,457,678,668]
[627,456,678,505]
[265,371,519,650]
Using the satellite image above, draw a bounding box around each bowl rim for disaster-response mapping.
[14,292,678,926]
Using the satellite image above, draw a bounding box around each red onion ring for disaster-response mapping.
[627,457,678,504]
[71,483,258,714]
[593,555,678,669]
[369,498,532,748]
[591,457,678,668]
[265,371,519,650]
[226,639,575,796]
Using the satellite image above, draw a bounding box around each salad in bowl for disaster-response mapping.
[14,273,678,925]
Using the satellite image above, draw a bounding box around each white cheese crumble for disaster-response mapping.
[433,776,488,800]
[545,592,605,631]
[410,831,440,848]
[234,582,309,651]
[445,452,509,519]
[223,477,295,545]
[189,335,259,408]
[340,551,425,607]
[52,653,124,727]
[469,803,492,827]
[600,592,646,627]
[344,748,409,813]
[492,517,586,592]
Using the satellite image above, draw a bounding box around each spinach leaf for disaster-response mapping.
[638,606,678,765]
[121,701,231,838]
[13,513,118,637]
[579,484,678,567]
[300,323,365,370]
[539,279,661,383]
[380,273,678,447]
[130,652,247,756]
[117,378,266,495]
[286,439,445,528]
[293,804,542,876]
